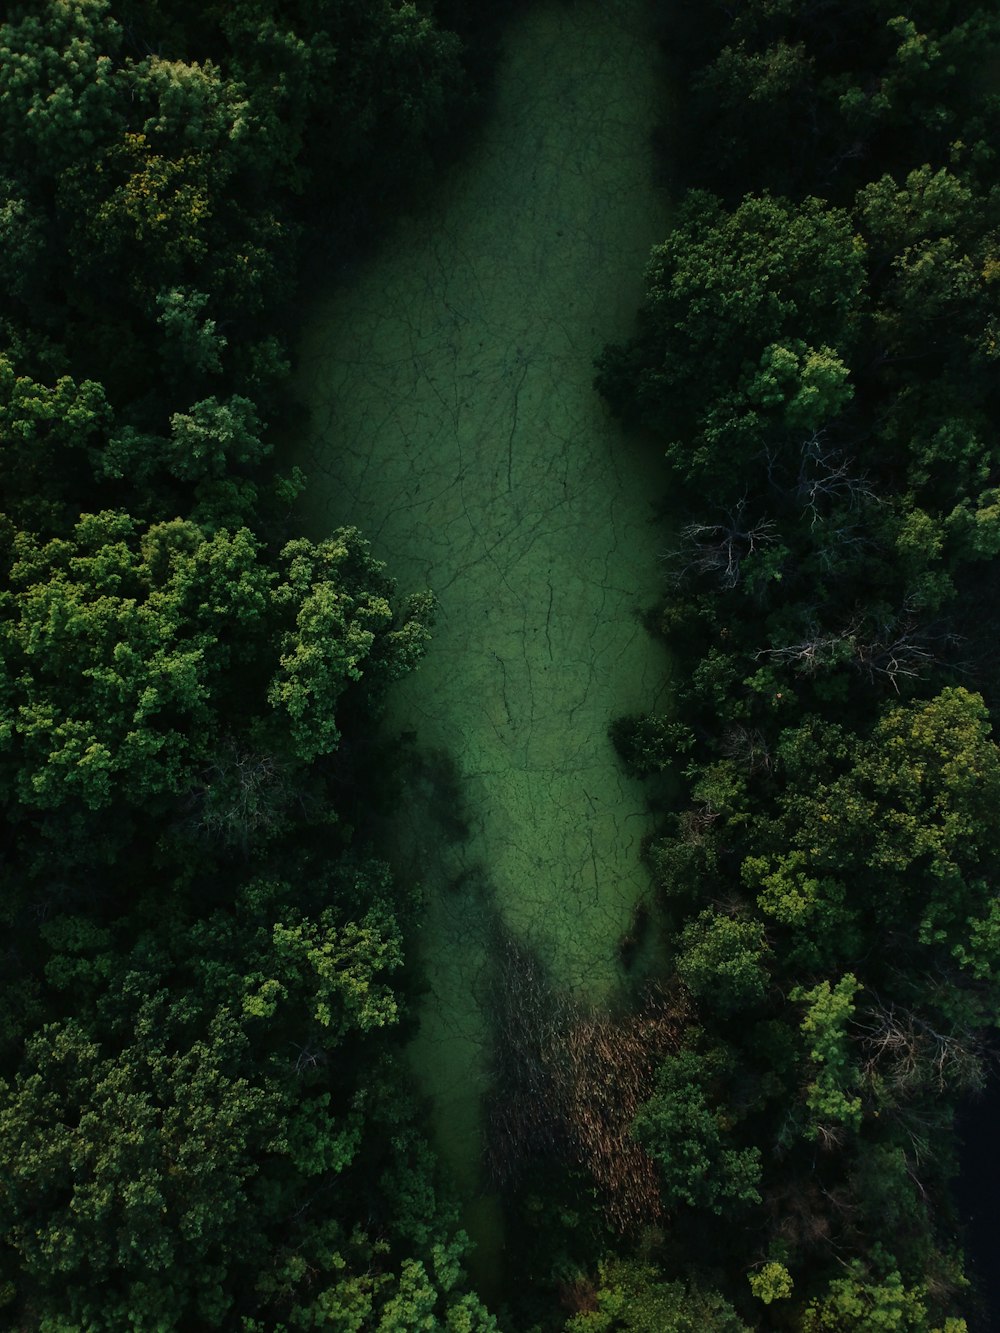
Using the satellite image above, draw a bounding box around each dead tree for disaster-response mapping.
[189,738,293,853]
[721,724,772,775]
[753,617,862,676]
[555,988,690,1232]
[678,802,721,846]
[755,607,943,691]
[795,431,878,528]
[669,498,777,590]
[855,999,987,1099]
[854,616,936,692]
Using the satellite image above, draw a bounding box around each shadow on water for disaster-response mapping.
[394,744,473,847]
[372,732,508,1301]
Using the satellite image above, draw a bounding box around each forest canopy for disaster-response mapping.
[0,0,501,1328]
[2,0,1000,1330]
[582,0,1000,1328]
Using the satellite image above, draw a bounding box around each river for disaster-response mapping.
[293,0,671,1299]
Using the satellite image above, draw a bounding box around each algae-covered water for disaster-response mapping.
[294,0,671,1292]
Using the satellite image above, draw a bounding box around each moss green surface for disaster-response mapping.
[294,0,671,1291]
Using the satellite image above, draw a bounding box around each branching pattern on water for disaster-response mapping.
[293,0,673,1290]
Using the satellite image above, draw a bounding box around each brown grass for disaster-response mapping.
[483,924,689,1232]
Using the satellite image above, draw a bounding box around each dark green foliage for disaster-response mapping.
[0,873,496,1329]
[633,1047,763,1215]
[674,911,769,1017]
[610,713,694,777]
[565,1259,749,1333]
[591,1,1000,1328]
[746,690,1000,968]
[0,512,431,894]
[670,0,1000,204]
[0,0,472,472]
[6,0,1000,1325]
[0,0,490,1326]
[0,359,114,529]
[595,191,865,503]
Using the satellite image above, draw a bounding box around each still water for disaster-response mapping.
[294,0,671,1296]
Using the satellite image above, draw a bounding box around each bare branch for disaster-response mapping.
[755,609,949,690]
[720,724,772,775]
[667,497,777,590]
[186,737,298,853]
[855,998,987,1099]
[796,431,878,529]
[753,616,862,676]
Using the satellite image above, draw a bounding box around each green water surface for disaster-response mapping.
[294,0,672,1293]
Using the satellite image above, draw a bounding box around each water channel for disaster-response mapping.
[293,0,672,1297]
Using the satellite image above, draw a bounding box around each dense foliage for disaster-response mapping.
[0,0,505,1327]
[570,1,1000,1328]
[5,0,1000,1329]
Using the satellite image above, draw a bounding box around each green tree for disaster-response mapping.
[566,1259,748,1333]
[674,910,769,1017]
[800,1255,966,1332]
[0,357,112,531]
[268,531,433,764]
[743,688,1000,972]
[748,1261,794,1305]
[857,166,995,364]
[0,515,432,876]
[0,0,123,177]
[595,192,865,500]
[156,286,228,379]
[0,871,491,1330]
[0,514,268,816]
[0,174,46,305]
[633,1048,762,1215]
[790,974,863,1141]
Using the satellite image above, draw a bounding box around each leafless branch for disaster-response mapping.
[755,610,944,690]
[720,724,772,775]
[796,431,878,529]
[855,625,935,691]
[187,737,297,853]
[855,998,986,1099]
[668,497,777,590]
[753,616,862,676]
